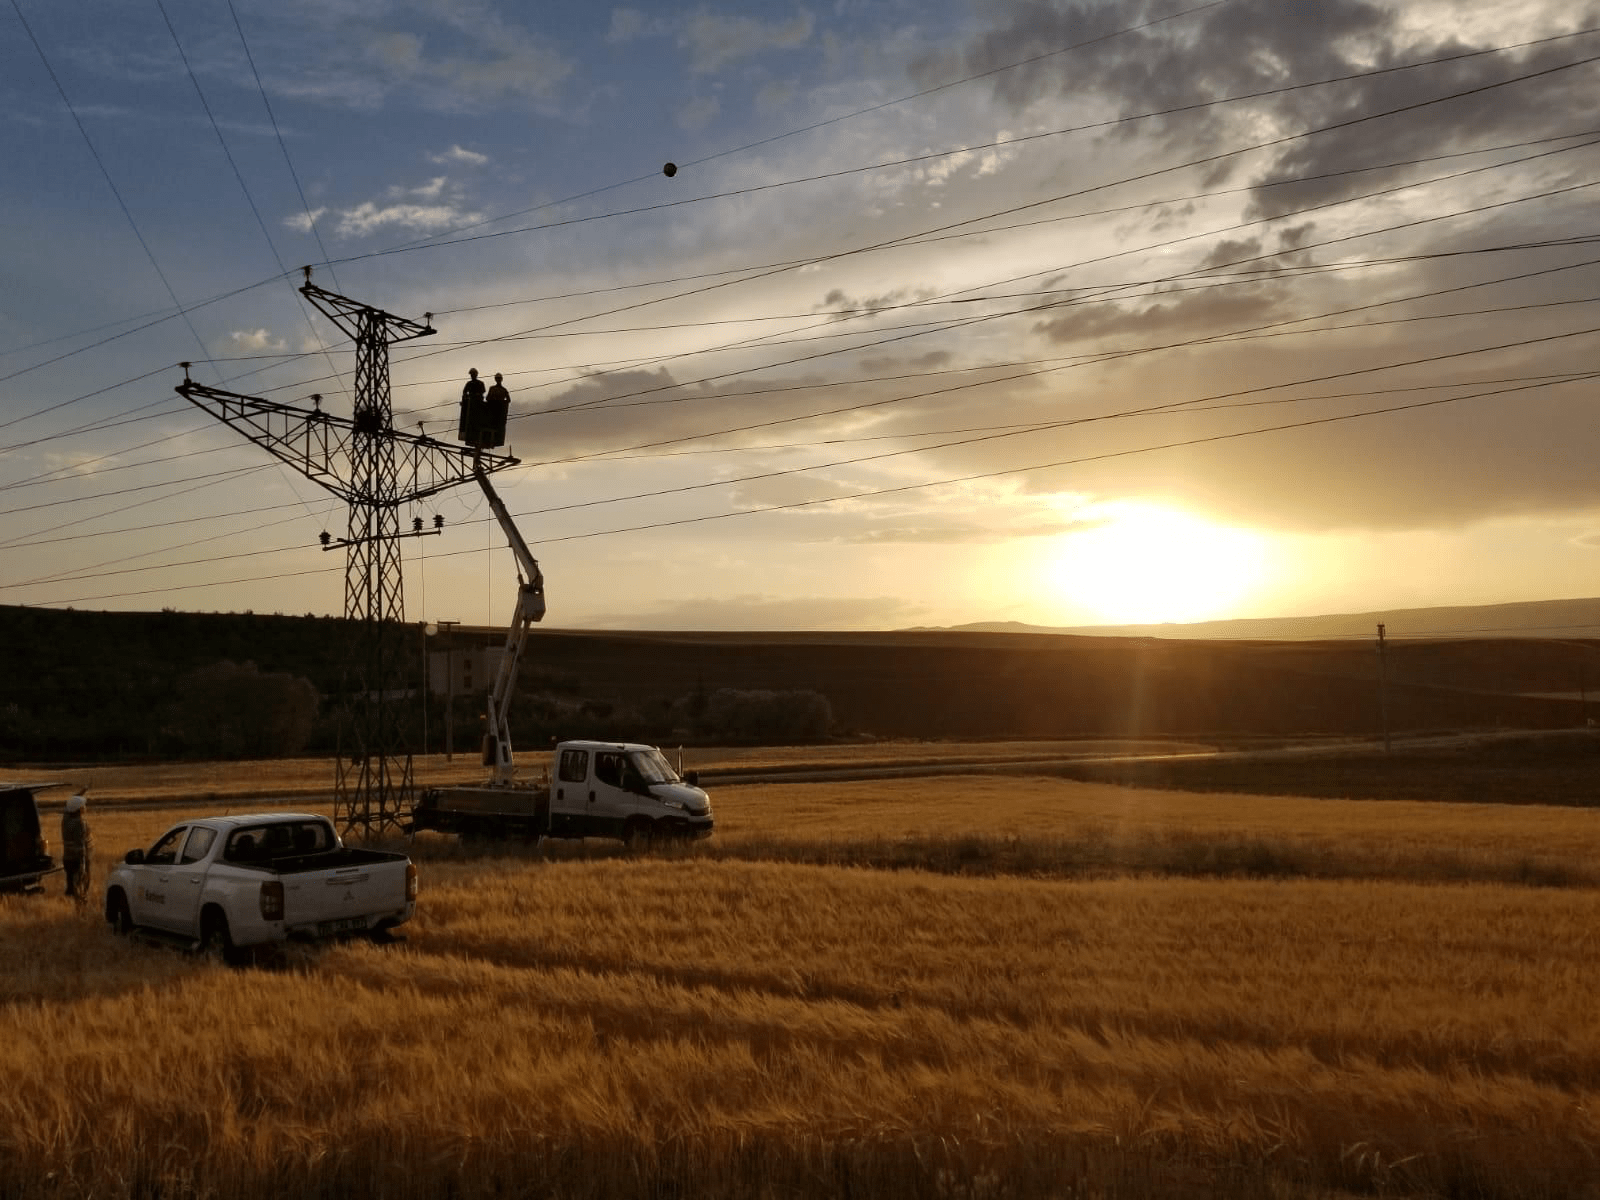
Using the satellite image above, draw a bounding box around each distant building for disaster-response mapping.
[427,647,506,696]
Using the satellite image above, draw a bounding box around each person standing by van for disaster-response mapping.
[62,794,92,901]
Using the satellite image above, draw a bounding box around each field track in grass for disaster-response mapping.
[5,769,1599,1198]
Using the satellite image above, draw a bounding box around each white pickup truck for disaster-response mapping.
[104,812,416,963]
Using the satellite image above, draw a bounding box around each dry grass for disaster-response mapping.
[5,772,1600,1198]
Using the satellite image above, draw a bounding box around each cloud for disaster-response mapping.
[228,329,288,352]
[585,592,924,631]
[428,145,488,166]
[681,7,814,74]
[334,200,483,237]
[815,286,937,320]
[325,172,484,237]
[607,8,649,42]
[840,518,1082,545]
[677,95,721,131]
[283,207,328,233]
[916,0,1600,223]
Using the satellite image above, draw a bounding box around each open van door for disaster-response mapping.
[0,785,61,894]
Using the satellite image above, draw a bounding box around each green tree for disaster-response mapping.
[172,661,320,759]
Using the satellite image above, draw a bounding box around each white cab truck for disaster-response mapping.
[410,740,713,847]
[104,812,416,962]
[412,457,713,848]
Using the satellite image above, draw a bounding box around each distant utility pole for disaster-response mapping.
[427,619,460,761]
[176,270,520,837]
[1376,622,1392,754]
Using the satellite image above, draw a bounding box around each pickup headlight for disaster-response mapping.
[659,797,687,811]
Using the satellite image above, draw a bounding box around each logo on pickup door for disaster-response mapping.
[140,888,165,904]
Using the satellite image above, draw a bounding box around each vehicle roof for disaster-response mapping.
[183,812,330,829]
[561,740,660,753]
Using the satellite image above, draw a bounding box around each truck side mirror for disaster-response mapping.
[124,849,145,865]
[684,770,699,786]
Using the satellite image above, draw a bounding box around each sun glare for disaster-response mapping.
[1046,504,1267,625]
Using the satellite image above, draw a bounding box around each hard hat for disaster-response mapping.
[66,795,86,812]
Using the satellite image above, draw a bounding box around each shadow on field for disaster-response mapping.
[0,891,415,1006]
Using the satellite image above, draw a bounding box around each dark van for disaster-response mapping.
[0,785,60,893]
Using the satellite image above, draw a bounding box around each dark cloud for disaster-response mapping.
[858,351,954,372]
[916,1,1600,220]
[1031,281,1287,345]
[816,286,937,319]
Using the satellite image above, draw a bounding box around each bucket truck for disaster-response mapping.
[408,460,714,847]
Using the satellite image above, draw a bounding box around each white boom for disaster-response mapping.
[474,458,546,784]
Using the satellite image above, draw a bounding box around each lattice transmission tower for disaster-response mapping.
[176,269,519,836]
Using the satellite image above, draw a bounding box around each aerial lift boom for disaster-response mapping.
[474,457,546,783]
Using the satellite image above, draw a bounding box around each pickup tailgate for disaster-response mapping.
[279,853,412,936]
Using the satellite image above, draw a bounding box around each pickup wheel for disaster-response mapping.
[199,909,248,968]
[106,889,134,935]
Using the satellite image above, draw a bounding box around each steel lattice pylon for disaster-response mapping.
[176,272,519,837]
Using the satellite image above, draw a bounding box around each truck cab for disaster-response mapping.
[547,741,714,843]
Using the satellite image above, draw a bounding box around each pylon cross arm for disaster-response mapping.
[175,378,520,506]
[300,281,434,344]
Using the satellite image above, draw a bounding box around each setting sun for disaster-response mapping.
[1046,504,1268,625]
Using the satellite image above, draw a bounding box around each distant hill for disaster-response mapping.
[5,602,1599,762]
[939,596,1600,642]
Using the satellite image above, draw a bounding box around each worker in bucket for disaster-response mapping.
[484,372,510,449]
[62,794,93,901]
[459,368,486,443]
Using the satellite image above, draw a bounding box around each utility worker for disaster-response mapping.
[61,794,92,901]
[459,369,486,443]
[484,372,510,448]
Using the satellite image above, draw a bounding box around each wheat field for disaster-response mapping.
[4,773,1599,1198]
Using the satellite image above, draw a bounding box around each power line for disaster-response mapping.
[364,50,1600,411]
[354,0,1238,265]
[23,368,1600,606]
[8,22,1593,393]
[7,0,221,386]
[156,0,350,415]
[524,370,1600,547]
[12,27,1600,592]
[226,0,341,292]
[519,167,1600,424]
[322,26,1600,268]
[12,230,1597,531]
[502,325,1600,521]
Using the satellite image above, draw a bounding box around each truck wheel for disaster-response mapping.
[624,819,654,852]
[106,890,134,935]
[199,910,247,967]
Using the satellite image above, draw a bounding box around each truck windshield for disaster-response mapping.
[628,749,680,785]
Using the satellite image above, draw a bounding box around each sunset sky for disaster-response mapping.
[3,0,1598,633]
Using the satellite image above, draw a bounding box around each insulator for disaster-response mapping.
[412,516,423,532]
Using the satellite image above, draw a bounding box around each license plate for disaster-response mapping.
[318,916,368,936]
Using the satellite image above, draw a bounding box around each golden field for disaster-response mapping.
[4,771,1600,1198]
